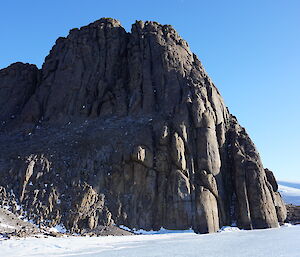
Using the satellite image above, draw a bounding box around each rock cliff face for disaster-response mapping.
[0,18,286,233]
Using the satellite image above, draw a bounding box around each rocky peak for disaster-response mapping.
[67,18,124,38]
[88,17,122,27]
[0,18,286,234]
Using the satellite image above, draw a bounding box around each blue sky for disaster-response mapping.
[1,0,299,181]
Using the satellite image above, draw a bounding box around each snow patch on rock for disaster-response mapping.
[49,224,67,233]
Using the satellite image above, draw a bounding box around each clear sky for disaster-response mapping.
[1,0,299,181]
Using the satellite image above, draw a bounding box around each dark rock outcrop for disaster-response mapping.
[265,168,278,192]
[0,62,39,122]
[0,18,286,234]
[286,204,300,224]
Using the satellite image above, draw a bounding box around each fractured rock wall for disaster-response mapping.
[0,18,286,233]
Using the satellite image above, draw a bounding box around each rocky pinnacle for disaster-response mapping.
[0,18,286,234]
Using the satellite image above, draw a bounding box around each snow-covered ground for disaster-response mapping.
[1,225,299,257]
[278,181,300,205]
[0,181,299,256]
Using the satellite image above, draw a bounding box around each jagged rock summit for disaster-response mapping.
[0,18,286,234]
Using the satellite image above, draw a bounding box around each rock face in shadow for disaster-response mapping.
[0,62,39,122]
[0,18,286,234]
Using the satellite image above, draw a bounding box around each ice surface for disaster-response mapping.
[278,182,300,205]
[278,181,300,190]
[1,225,299,257]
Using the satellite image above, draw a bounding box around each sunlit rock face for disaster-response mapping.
[0,18,286,234]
